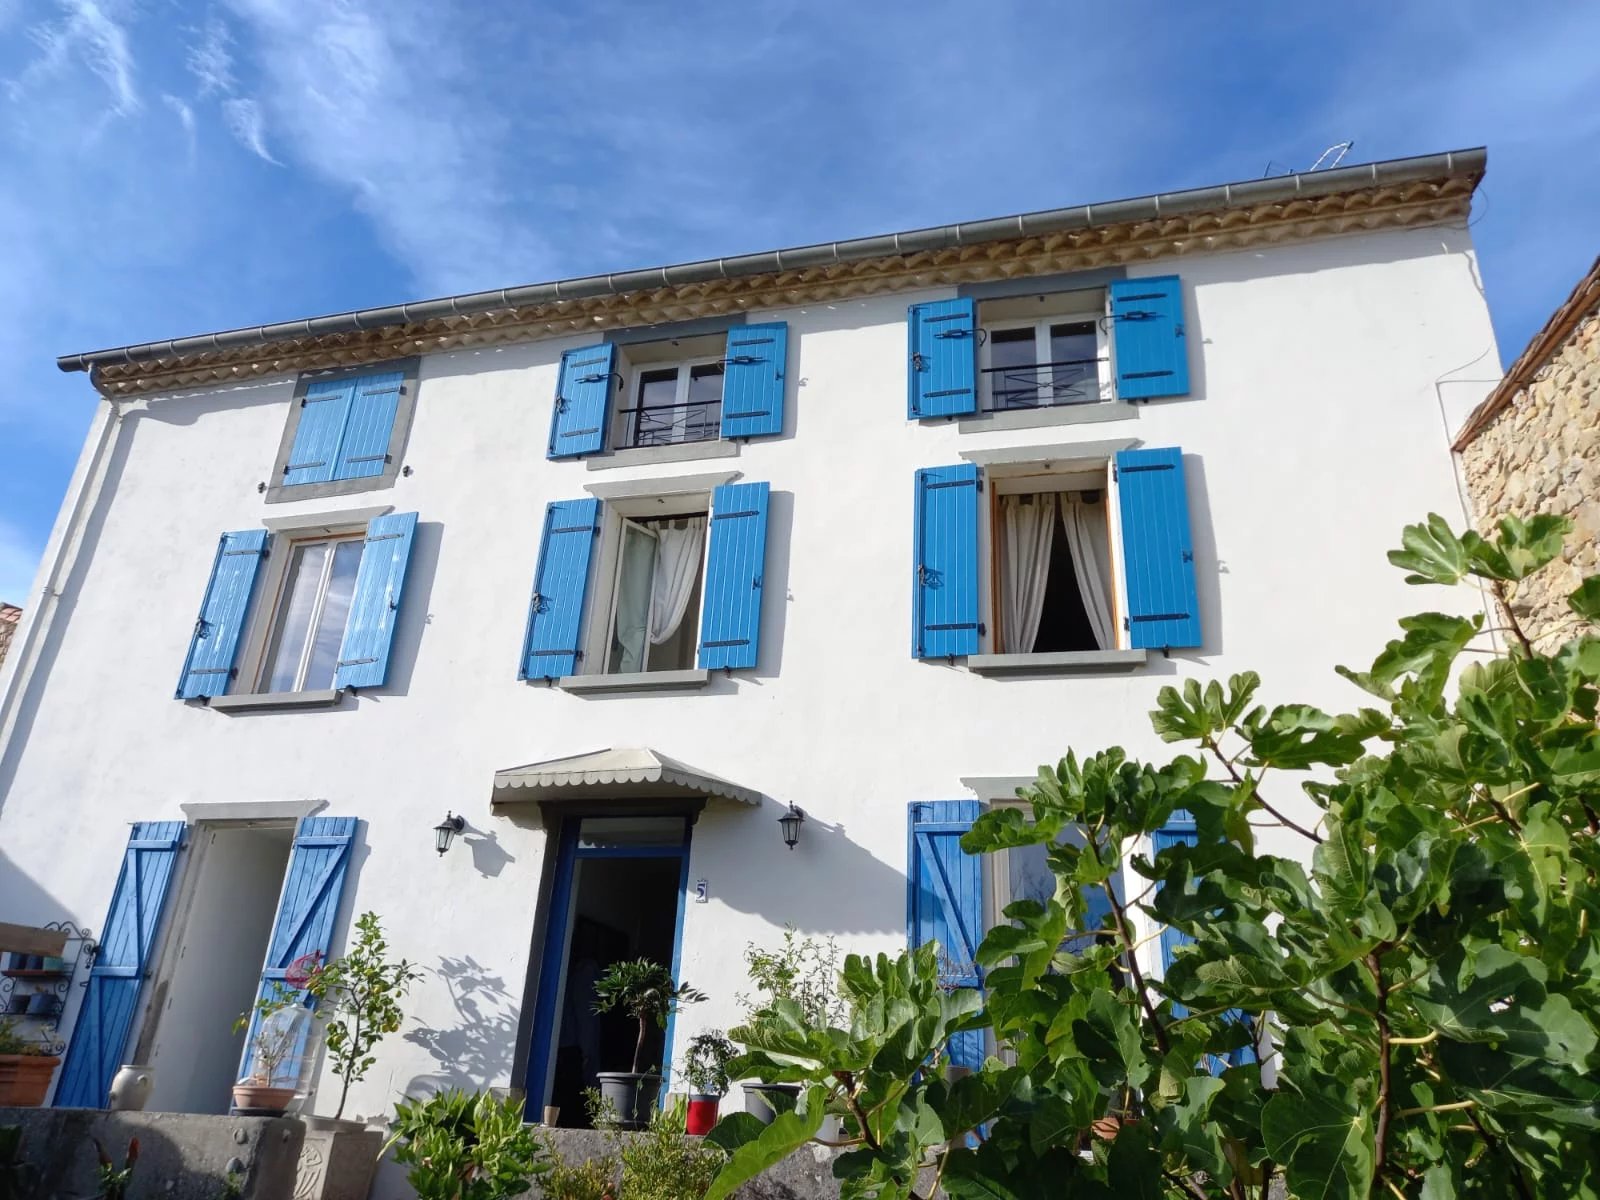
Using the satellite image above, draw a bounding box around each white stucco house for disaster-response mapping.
[0,148,1496,1126]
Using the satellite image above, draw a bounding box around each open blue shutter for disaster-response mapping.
[908,299,978,418]
[283,379,355,486]
[720,324,787,440]
[176,529,268,699]
[241,817,356,1087]
[547,343,616,459]
[909,801,985,1072]
[1110,276,1189,400]
[1154,813,1255,1070]
[55,822,185,1108]
[698,482,769,671]
[521,498,600,679]
[333,512,418,690]
[332,369,405,481]
[913,464,980,659]
[1116,447,1201,650]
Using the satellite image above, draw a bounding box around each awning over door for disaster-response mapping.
[491,748,761,806]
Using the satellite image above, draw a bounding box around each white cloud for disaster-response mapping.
[184,13,235,96]
[161,91,195,155]
[221,95,277,163]
[7,0,139,117]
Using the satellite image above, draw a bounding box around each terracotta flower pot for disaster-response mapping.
[0,1054,60,1107]
[231,1083,296,1115]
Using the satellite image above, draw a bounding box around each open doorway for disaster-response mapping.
[139,824,294,1114]
[528,815,690,1127]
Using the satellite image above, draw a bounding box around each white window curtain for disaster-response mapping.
[648,517,706,646]
[612,523,658,673]
[1059,496,1114,651]
[1000,493,1058,654]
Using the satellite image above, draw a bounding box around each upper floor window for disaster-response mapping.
[259,534,365,693]
[607,514,708,672]
[617,342,727,450]
[980,295,1109,413]
[266,359,421,504]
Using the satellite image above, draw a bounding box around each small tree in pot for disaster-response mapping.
[591,959,705,1129]
[681,1031,737,1135]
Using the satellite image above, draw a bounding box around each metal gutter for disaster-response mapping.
[57,147,1486,375]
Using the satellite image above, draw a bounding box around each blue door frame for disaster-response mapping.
[523,815,693,1119]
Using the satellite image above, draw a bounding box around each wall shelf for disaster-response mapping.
[0,922,94,1057]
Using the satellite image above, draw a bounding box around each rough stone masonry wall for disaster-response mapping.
[1460,307,1600,648]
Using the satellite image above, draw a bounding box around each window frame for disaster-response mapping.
[252,532,366,695]
[978,292,1111,413]
[264,357,421,505]
[601,513,710,675]
[612,336,728,452]
[979,462,1127,656]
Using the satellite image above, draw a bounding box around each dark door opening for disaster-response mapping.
[528,815,690,1128]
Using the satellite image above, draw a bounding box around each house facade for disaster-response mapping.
[0,149,1496,1126]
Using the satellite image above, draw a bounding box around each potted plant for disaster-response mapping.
[680,1030,736,1136]
[735,929,846,1123]
[300,912,422,1126]
[231,985,308,1115]
[591,959,705,1130]
[0,1019,58,1107]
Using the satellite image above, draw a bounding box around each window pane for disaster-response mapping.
[988,328,1039,409]
[628,370,680,447]
[684,363,724,442]
[1048,322,1099,404]
[578,816,687,849]
[609,523,657,673]
[262,543,329,693]
[303,539,363,690]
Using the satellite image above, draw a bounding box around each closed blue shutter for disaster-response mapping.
[913,464,980,659]
[176,529,269,700]
[1154,813,1255,1069]
[1110,276,1189,400]
[908,299,978,418]
[547,343,616,459]
[333,512,418,690]
[241,817,356,1087]
[283,379,355,486]
[332,369,405,481]
[698,482,769,671]
[1116,447,1201,650]
[521,498,600,679]
[55,822,186,1108]
[909,801,985,1073]
[720,323,787,440]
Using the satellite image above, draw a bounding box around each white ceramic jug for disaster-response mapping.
[108,1064,154,1111]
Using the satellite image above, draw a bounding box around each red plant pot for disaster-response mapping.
[686,1094,721,1136]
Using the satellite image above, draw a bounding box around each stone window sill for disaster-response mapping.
[586,440,740,471]
[966,649,1149,675]
[556,669,711,694]
[207,689,346,713]
[956,402,1139,434]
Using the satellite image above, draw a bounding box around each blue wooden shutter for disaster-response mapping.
[1153,814,1255,1069]
[907,299,978,418]
[913,464,980,659]
[1110,276,1189,400]
[332,369,405,481]
[720,323,787,440]
[521,498,600,679]
[333,511,418,690]
[176,529,269,699]
[283,379,356,486]
[908,801,985,1072]
[241,817,357,1086]
[55,822,186,1108]
[1116,447,1201,650]
[698,482,769,671]
[547,343,616,459]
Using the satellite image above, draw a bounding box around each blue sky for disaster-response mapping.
[2,1,1598,605]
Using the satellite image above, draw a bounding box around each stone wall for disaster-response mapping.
[1458,264,1600,648]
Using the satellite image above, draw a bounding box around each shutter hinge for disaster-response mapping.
[1182,550,1193,563]
[911,351,925,372]
[977,622,986,637]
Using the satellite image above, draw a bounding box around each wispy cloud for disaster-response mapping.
[161,90,195,155]
[7,0,139,118]
[221,94,275,163]
[184,12,233,96]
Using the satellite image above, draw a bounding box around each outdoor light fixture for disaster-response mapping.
[434,812,465,856]
[778,803,806,850]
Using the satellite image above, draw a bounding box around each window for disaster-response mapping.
[618,361,724,450]
[990,816,1119,961]
[266,359,419,503]
[604,513,708,673]
[258,535,365,692]
[978,294,1109,414]
[988,473,1117,655]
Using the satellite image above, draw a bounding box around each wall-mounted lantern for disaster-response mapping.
[778,803,805,851]
[434,812,465,856]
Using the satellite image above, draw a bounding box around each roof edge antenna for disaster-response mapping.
[1309,141,1354,172]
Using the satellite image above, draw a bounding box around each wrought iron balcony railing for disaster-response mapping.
[980,357,1107,412]
[619,395,722,449]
